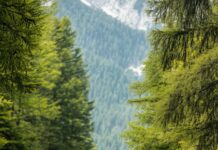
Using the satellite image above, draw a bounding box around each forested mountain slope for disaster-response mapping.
[59,0,149,149]
[79,0,152,30]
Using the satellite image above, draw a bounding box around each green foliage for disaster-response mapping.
[163,47,218,150]
[0,0,45,94]
[0,97,25,150]
[148,0,218,69]
[0,1,94,149]
[0,0,50,149]
[47,17,94,150]
[124,0,218,150]
[10,13,62,150]
[59,1,149,149]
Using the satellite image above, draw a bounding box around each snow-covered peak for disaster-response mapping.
[80,0,152,31]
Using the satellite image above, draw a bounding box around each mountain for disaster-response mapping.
[58,0,149,149]
[79,0,153,31]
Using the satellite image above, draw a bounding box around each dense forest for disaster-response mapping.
[123,0,218,150]
[0,0,94,149]
[0,0,217,150]
[58,0,149,149]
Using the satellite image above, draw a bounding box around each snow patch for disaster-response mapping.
[80,0,92,7]
[128,65,144,76]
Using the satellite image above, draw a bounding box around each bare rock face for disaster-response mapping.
[80,0,152,31]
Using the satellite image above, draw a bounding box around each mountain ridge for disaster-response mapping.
[79,0,152,31]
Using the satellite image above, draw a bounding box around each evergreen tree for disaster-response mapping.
[0,0,45,94]
[0,0,47,149]
[0,97,26,150]
[0,1,95,149]
[17,14,62,150]
[124,0,218,150]
[48,17,94,150]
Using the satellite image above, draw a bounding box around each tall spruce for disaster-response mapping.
[48,17,94,150]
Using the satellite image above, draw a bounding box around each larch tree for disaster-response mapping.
[123,0,218,150]
[0,0,46,148]
[0,1,95,149]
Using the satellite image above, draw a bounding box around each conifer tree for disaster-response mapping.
[0,1,95,149]
[0,0,45,94]
[0,0,47,149]
[0,97,26,150]
[0,1,63,149]
[17,15,62,150]
[124,0,218,150]
[48,17,94,150]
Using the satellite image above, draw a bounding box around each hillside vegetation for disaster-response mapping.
[59,0,149,149]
